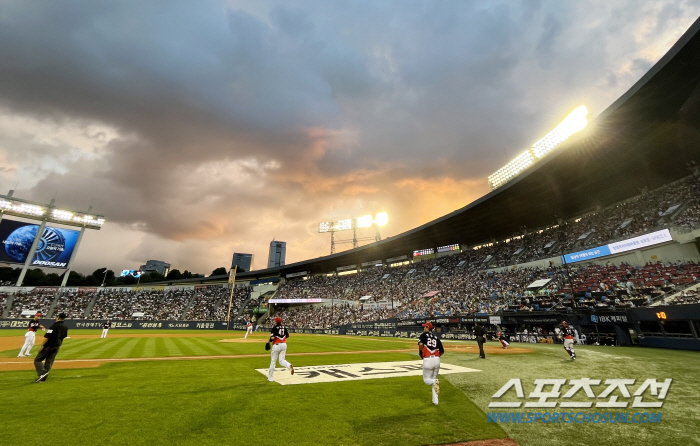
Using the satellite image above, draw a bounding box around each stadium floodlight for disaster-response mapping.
[374,212,388,226]
[336,219,353,231]
[356,215,373,228]
[318,212,389,254]
[487,105,588,190]
[0,194,105,229]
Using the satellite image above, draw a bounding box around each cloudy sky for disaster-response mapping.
[0,1,698,276]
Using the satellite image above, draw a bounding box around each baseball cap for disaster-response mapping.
[422,322,433,329]
[274,317,282,324]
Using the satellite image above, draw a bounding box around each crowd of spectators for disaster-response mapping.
[185,286,250,321]
[475,174,700,268]
[263,304,390,329]
[54,290,95,319]
[7,290,56,318]
[0,285,253,321]
[667,286,700,305]
[2,175,700,326]
[90,288,191,320]
[269,255,699,328]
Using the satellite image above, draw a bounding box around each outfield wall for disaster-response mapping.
[0,319,233,330]
[3,304,698,351]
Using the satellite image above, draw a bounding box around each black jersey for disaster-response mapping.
[270,325,290,344]
[418,332,444,358]
[561,326,575,339]
[103,322,112,329]
[43,321,68,348]
[27,320,42,332]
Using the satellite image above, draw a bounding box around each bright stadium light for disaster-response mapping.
[356,215,373,228]
[336,219,353,231]
[0,194,105,229]
[318,212,388,254]
[488,105,588,190]
[374,212,388,226]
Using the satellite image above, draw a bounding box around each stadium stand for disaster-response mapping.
[1,175,699,328]
[7,290,56,318]
[54,289,95,319]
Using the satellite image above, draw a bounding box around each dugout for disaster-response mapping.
[627,303,700,351]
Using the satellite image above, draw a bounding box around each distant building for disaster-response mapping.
[268,240,286,268]
[231,253,254,272]
[140,260,171,276]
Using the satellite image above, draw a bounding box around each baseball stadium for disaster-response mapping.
[2,11,700,446]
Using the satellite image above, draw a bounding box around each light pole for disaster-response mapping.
[101,269,108,287]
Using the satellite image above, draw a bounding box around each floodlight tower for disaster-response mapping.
[318,212,388,255]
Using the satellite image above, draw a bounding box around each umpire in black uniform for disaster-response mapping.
[474,322,486,359]
[34,312,68,383]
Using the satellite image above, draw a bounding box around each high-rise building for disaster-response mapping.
[140,260,171,276]
[268,240,286,268]
[231,253,254,272]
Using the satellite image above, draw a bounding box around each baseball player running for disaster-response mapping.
[244,317,253,339]
[267,317,294,381]
[561,321,577,360]
[101,320,112,339]
[18,312,45,357]
[497,332,510,349]
[418,322,444,405]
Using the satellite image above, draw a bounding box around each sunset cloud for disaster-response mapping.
[0,1,697,275]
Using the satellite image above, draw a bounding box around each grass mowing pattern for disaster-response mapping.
[0,331,416,359]
[443,341,700,446]
[1,329,697,445]
[0,330,505,446]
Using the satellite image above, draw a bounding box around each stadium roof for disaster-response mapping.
[231,16,700,281]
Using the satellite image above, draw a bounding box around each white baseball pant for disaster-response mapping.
[18,332,36,356]
[268,343,292,380]
[564,338,576,357]
[245,326,252,338]
[101,329,109,338]
[422,356,441,405]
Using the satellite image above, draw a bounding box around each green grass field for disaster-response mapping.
[0,330,698,446]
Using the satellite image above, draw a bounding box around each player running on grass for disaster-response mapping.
[561,321,578,360]
[267,317,294,381]
[418,322,444,405]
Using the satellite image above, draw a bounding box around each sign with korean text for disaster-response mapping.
[257,360,480,385]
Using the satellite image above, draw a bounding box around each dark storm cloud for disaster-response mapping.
[0,0,697,273]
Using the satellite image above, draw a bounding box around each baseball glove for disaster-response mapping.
[265,342,271,351]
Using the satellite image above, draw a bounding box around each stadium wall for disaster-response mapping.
[0,319,235,330]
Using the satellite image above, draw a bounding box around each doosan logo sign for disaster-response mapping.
[0,220,79,268]
[32,260,68,267]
